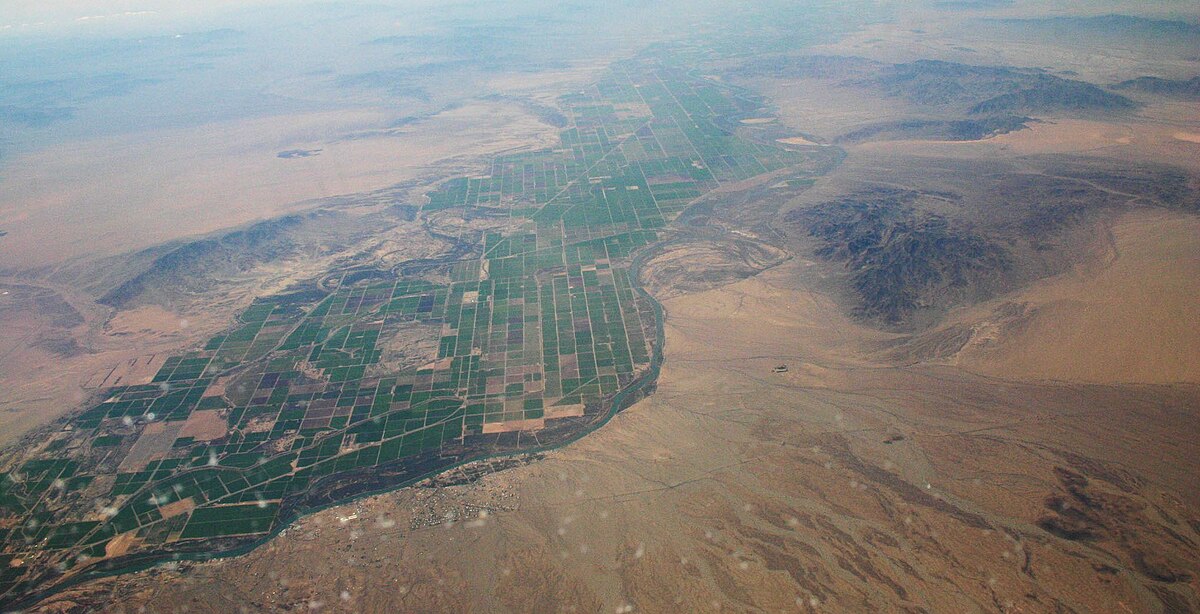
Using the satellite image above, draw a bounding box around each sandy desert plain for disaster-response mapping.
[2,0,1199,612]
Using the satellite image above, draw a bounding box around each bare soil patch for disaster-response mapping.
[179,410,229,442]
[944,209,1200,384]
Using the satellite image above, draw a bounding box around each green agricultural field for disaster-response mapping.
[0,51,838,607]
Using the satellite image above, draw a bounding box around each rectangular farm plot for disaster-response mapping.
[0,53,842,607]
[117,421,185,472]
[179,503,280,539]
[178,410,229,442]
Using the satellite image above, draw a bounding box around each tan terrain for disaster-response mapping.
[943,209,1200,384]
[9,2,1200,612]
[0,102,561,271]
[32,212,1200,612]
[0,91,570,445]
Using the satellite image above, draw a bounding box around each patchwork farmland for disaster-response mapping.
[0,52,835,606]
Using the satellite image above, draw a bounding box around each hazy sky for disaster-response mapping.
[0,0,447,37]
[3,0,289,26]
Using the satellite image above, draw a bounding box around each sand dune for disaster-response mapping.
[947,210,1200,384]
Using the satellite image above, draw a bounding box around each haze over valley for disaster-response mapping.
[0,1,1197,611]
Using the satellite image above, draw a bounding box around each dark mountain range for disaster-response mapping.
[1112,76,1200,100]
[786,189,1010,324]
[737,56,1136,143]
[992,14,1200,41]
